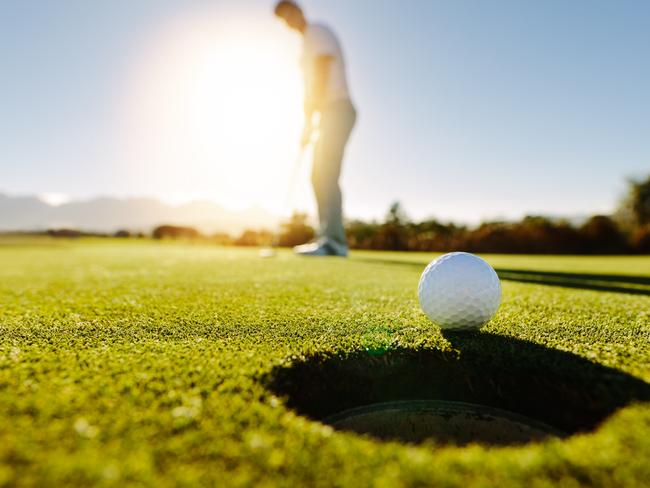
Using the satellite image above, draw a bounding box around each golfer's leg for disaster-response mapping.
[311,141,328,240]
[316,102,356,248]
[322,164,345,246]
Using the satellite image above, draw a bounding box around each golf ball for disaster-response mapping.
[418,252,501,330]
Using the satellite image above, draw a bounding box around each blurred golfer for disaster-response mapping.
[274,1,357,257]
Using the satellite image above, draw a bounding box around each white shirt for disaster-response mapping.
[301,23,351,105]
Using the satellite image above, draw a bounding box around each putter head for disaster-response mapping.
[259,247,277,258]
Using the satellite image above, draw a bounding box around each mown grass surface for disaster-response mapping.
[1,240,649,487]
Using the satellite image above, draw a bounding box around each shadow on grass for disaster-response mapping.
[352,256,650,296]
[265,332,650,445]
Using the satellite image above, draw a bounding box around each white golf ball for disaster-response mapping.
[418,252,501,330]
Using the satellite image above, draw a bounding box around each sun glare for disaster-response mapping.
[39,193,71,207]
[121,9,306,214]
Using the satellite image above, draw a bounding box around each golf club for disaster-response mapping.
[259,146,309,258]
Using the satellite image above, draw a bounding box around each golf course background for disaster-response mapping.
[1,239,648,486]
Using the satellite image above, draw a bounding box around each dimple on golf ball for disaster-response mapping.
[418,252,501,330]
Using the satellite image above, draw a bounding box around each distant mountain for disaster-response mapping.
[0,193,277,235]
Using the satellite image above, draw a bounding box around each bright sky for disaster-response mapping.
[1,0,649,223]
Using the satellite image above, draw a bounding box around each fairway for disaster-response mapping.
[1,240,649,486]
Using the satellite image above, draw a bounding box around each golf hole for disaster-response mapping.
[323,400,564,445]
[266,333,650,447]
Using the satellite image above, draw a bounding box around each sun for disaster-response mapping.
[121,9,307,214]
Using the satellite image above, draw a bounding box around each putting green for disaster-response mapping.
[0,239,649,486]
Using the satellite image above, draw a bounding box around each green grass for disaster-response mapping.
[1,240,649,487]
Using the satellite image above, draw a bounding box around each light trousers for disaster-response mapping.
[312,99,357,247]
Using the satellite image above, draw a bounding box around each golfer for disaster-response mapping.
[274,1,357,257]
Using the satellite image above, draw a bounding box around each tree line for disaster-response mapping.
[40,175,650,254]
[223,175,650,254]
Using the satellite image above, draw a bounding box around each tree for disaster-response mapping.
[346,219,380,249]
[579,216,627,254]
[631,226,650,254]
[152,225,200,240]
[277,213,315,247]
[377,202,410,250]
[617,175,650,229]
[235,229,271,246]
[385,201,408,226]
